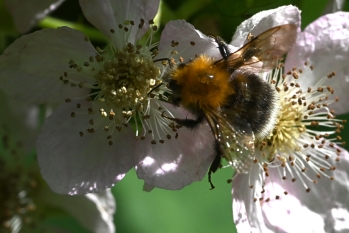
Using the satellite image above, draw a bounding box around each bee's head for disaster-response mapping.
[165,62,189,106]
[168,79,182,106]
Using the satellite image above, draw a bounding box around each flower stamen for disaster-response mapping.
[55,17,184,147]
[249,62,346,201]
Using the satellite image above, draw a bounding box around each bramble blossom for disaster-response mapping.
[0,0,216,194]
[232,11,349,233]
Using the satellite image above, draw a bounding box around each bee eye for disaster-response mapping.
[168,79,179,91]
[177,63,187,69]
[172,96,181,106]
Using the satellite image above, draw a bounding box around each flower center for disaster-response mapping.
[94,43,160,116]
[267,95,305,156]
[60,19,178,146]
[248,63,346,201]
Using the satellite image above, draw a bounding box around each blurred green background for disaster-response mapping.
[1,0,349,232]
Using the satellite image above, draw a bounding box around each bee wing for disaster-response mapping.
[205,109,255,173]
[215,24,298,72]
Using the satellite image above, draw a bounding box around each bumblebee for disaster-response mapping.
[162,24,298,189]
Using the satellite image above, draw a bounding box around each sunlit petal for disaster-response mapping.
[285,11,349,114]
[230,5,301,49]
[37,100,136,194]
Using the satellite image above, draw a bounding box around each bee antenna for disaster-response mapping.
[153,58,174,68]
[207,34,231,59]
[147,82,163,96]
[214,36,230,59]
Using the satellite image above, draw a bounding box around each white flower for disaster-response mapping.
[0,90,115,233]
[232,11,349,233]
[0,0,216,194]
[4,0,65,33]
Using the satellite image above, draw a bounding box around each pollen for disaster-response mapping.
[94,43,160,113]
[262,65,344,163]
[250,63,346,202]
[170,55,233,110]
[63,22,161,118]
[58,18,178,146]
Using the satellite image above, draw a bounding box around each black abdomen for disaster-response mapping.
[224,70,278,139]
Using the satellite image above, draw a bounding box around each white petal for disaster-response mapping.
[79,0,159,48]
[230,5,301,49]
[135,101,215,190]
[285,12,349,114]
[37,100,136,194]
[259,149,349,233]
[157,20,220,62]
[40,187,115,233]
[233,148,349,232]
[0,27,98,104]
[326,149,349,232]
[232,164,273,233]
[4,0,65,33]
[261,183,326,233]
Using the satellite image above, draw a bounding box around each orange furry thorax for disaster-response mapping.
[170,55,233,110]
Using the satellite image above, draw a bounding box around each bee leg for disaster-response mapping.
[161,111,204,130]
[208,140,223,190]
[214,36,230,59]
